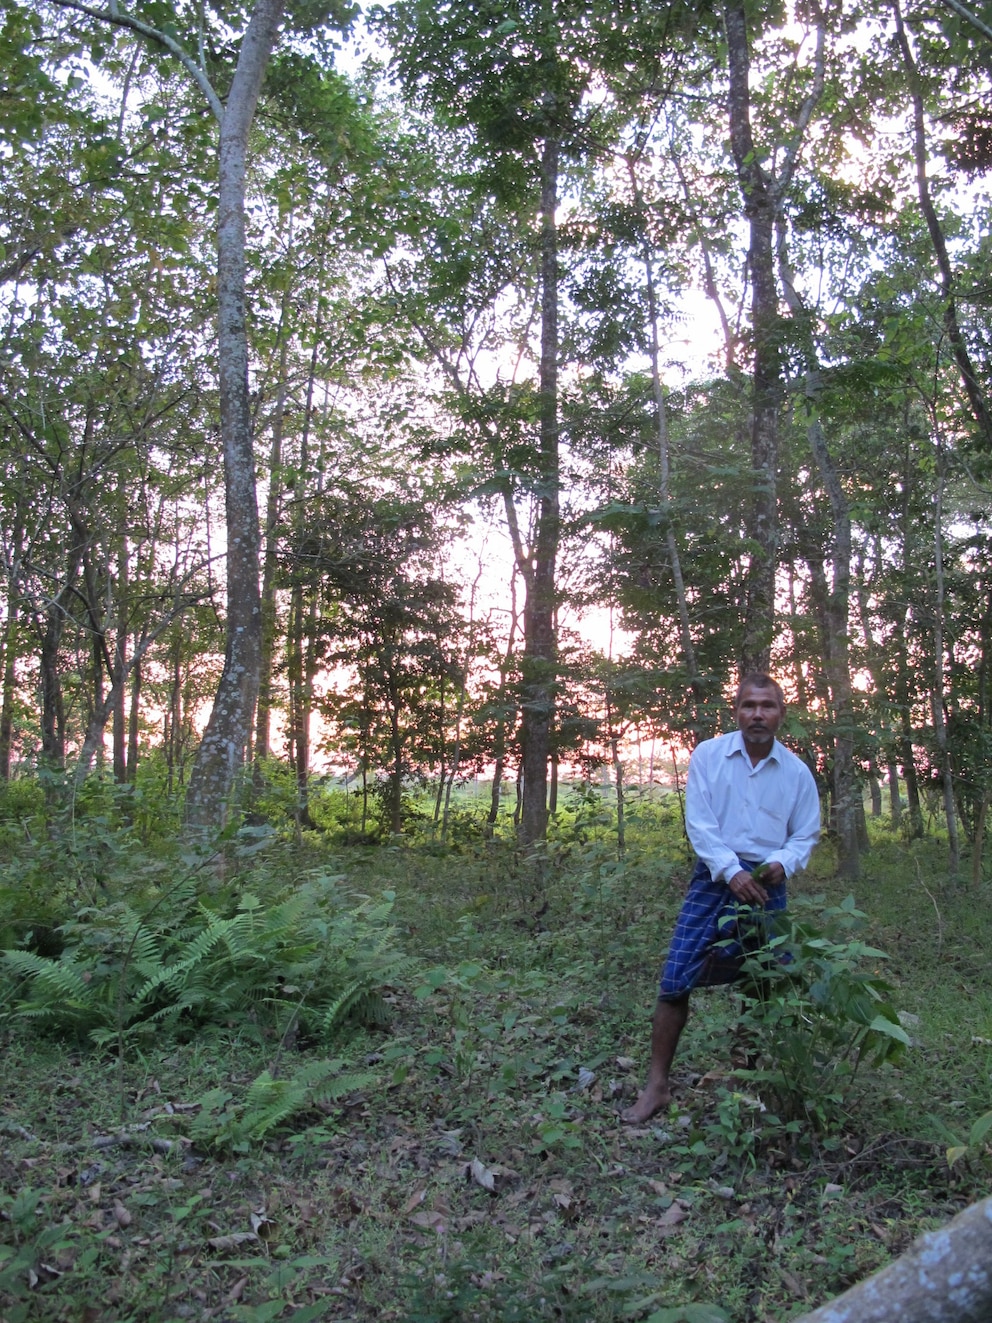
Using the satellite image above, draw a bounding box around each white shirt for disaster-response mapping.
[684,729,820,884]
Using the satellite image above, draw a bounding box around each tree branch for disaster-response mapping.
[793,1195,992,1322]
[938,0,992,43]
[46,0,224,123]
[775,9,827,198]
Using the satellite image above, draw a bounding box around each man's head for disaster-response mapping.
[734,673,785,755]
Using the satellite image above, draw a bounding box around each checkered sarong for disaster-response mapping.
[658,858,787,1001]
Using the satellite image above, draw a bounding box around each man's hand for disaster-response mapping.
[728,869,768,904]
[728,861,786,903]
[758,860,786,886]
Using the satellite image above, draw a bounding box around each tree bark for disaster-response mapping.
[0,627,15,781]
[518,125,560,845]
[892,0,992,450]
[793,1195,992,1323]
[724,0,782,673]
[126,656,141,782]
[895,435,925,837]
[723,0,825,672]
[930,425,961,872]
[185,0,285,832]
[253,220,296,767]
[808,414,859,878]
[487,572,519,835]
[627,155,700,696]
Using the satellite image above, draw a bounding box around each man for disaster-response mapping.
[622,673,820,1124]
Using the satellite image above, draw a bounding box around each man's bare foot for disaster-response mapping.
[621,1083,672,1124]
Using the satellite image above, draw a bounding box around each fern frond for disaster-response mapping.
[3,949,94,1006]
[131,916,233,1007]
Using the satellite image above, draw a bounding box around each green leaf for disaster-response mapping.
[867,1015,911,1044]
[969,1108,992,1147]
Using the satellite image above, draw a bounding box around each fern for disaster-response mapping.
[129,915,232,1007]
[188,1060,376,1151]
[1,878,410,1050]
[2,949,105,1029]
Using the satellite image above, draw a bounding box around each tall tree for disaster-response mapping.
[38,0,325,829]
[722,0,825,670]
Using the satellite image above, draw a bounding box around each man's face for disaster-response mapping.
[736,683,784,752]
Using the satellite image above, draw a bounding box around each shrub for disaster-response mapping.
[731,894,909,1129]
[0,872,410,1049]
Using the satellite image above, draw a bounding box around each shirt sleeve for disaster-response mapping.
[763,762,821,878]
[684,742,742,884]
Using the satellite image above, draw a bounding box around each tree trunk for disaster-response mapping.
[868,770,882,817]
[0,614,16,782]
[286,580,305,781]
[39,611,67,773]
[519,127,560,845]
[888,761,902,825]
[113,531,129,784]
[254,239,295,767]
[723,0,824,673]
[629,156,699,694]
[808,414,859,879]
[930,428,961,872]
[611,733,625,858]
[793,1195,992,1323]
[973,788,989,889]
[388,677,404,835]
[297,593,318,829]
[127,657,141,782]
[893,0,992,449]
[487,572,519,836]
[441,570,481,844]
[895,437,925,837]
[724,0,781,673]
[185,0,285,833]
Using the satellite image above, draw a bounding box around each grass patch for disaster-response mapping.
[1,804,990,1320]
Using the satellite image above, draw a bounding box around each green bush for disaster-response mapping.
[731,895,909,1129]
[0,872,410,1049]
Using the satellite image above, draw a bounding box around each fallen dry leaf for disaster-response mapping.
[225,1276,249,1304]
[409,1209,447,1230]
[698,1069,733,1085]
[113,1201,132,1229]
[207,1232,259,1251]
[780,1268,807,1298]
[468,1158,496,1193]
[658,1202,687,1227]
[401,1186,427,1215]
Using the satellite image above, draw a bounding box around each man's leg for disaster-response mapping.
[621,996,689,1123]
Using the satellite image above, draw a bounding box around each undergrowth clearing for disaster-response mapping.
[1,788,990,1321]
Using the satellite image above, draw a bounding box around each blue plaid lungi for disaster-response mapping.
[658,858,787,1002]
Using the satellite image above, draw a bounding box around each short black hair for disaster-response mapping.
[734,672,785,709]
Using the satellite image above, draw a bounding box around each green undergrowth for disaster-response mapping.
[0,792,990,1321]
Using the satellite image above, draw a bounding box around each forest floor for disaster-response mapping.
[1,816,990,1322]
